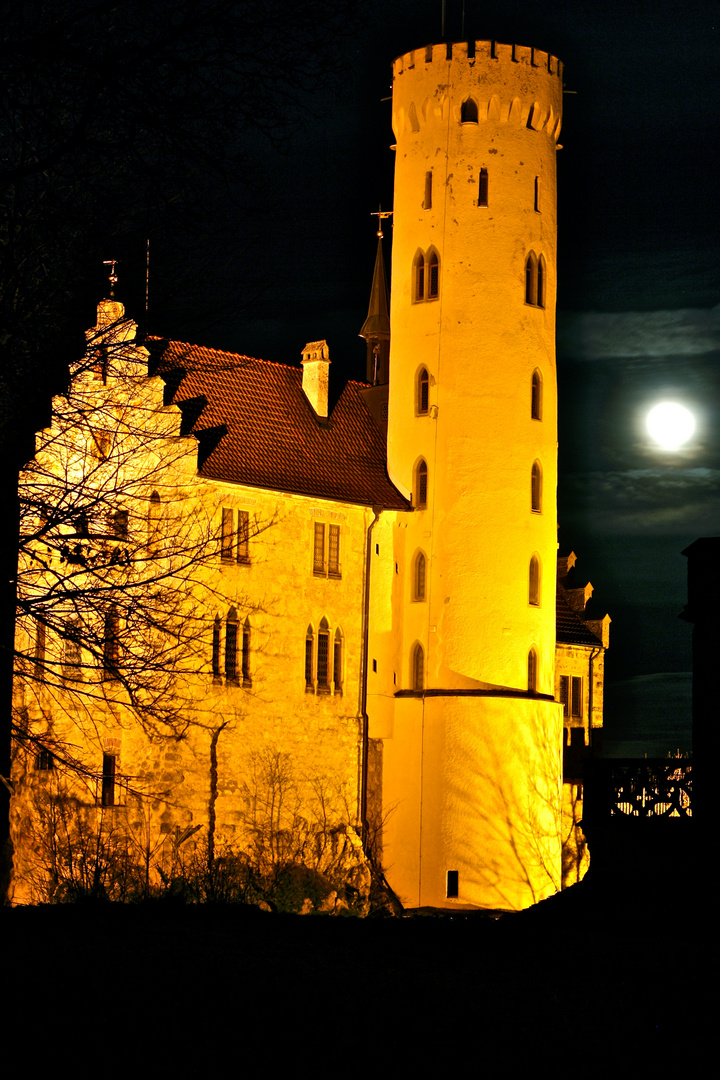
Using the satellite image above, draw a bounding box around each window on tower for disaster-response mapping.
[460,98,478,123]
[413,551,427,601]
[417,367,429,415]
[424,171,432,210]
[415,460,428,509]
[531,370,543,420]
[531,461,542,513]
[529,555,541,606]
[525,252,546,308]
[527,648,538,692]
[478,168,489,207]
[412,642,425,691]
[413,250,440,303]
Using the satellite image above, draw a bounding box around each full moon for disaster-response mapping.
[646,402,695,450]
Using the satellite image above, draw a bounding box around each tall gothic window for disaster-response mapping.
[412,642,425,691]
[531,461,542,513]
[212,615,221,678]
[528,648,538,692]
[529,555,540,607]
[415,460,428,509]
[317,618,330,692]
[103,606,119,681]
[242,618,252,687]
[417,367,429,415]
[460,98,478,123]
[305,625,314,691]
[333,628,343,694]
[414,551,427,601]
[531,370,543,420]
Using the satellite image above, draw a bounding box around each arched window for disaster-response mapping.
[417,367,429,415]
[317,617,330,691]
[413,251,440,303]
[478,167,489,207]
[537,255,546,308]
[460,98,478,123]
[427,250,439,298]
[212,615,221,678]
[333,628,343,694]
[525,252,538,305]
[413,250,425,301]
[414,551,427,601]
[412,643,425,691]
[529,555,540,607]
[305,625,314,690]
[242,618,251,686]
[103,605,119,681]
[415,460,428,509]
[225,607,238,682]
[531,461,542,513]
[531,370,543,420]
[527,648,538,692]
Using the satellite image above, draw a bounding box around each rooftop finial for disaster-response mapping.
[103,259,119,297]
[370,204,393,239]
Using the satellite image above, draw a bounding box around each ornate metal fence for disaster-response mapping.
[586,759,693,820]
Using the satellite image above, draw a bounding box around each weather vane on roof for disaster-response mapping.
[371,205,393,238]
[103,259,119,297]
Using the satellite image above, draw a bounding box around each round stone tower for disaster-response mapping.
[388,39,563,696]
[377,40,565,911]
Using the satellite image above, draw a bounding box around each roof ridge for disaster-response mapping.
[149,336,304,372]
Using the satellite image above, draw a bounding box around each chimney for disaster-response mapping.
[301,340,330,418]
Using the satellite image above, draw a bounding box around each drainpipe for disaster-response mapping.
[359,505,382,851]
[587,645,602,755]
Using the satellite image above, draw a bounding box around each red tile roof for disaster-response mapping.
[148,338,408,509]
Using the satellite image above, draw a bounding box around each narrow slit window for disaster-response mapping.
[103,606,119,682]
[531,370,543,420]
[101,753,116,807]
[531,461,542,513]
[446,870,459,898]
[414,552,427,601]
[148,491,161,547]
[529,556,540,607]
[424,171,432,210]
[305,626,314,690]
[534,176,541,213]
[478,168,489,207]
[537,255,546,308]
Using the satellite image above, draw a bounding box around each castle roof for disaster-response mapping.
[555,586,604,647]
[148,338,408,509]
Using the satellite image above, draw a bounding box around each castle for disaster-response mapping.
[10,39,608,911]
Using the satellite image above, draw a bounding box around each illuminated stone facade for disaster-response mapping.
[10,40,607,911]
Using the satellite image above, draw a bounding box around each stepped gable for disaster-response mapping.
[148,337,408,509]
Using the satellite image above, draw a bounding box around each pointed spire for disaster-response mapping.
[359,236,390,384]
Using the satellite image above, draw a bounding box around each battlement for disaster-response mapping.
[393,41,563,79]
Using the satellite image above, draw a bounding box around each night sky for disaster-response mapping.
[113,0,719,754]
